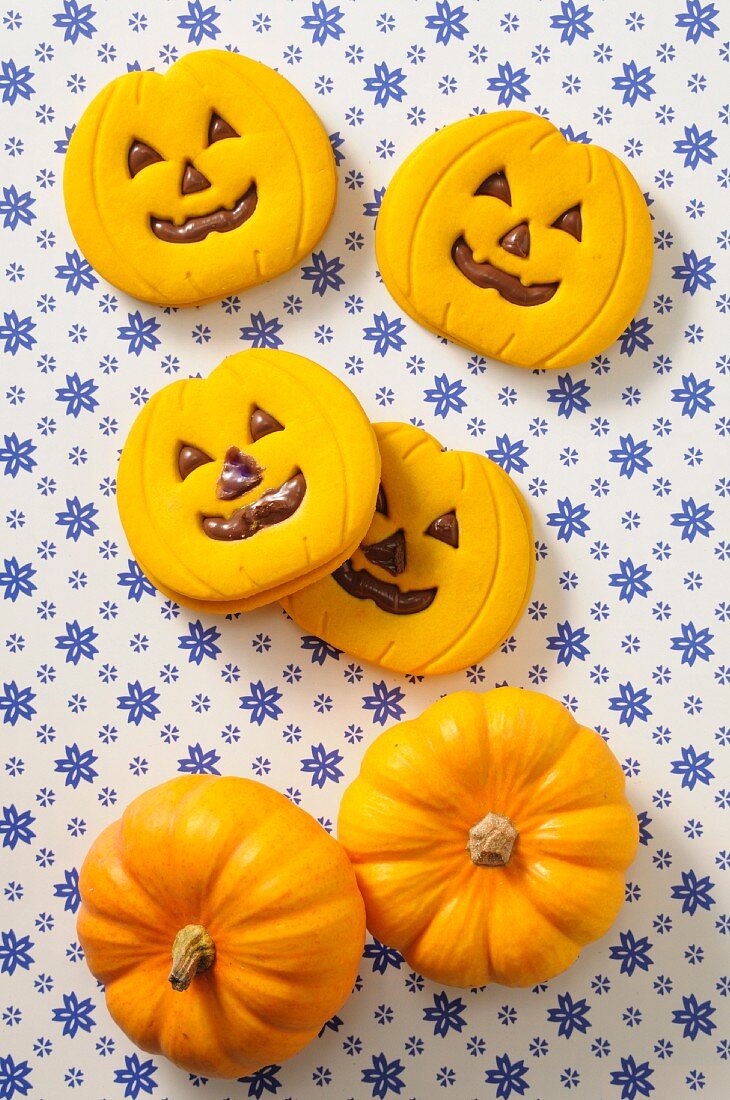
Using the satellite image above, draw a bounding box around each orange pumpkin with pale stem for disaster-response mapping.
[338,688,638,988]
[77,776,365,1078]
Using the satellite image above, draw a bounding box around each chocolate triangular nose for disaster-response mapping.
[181,161,211,195]
[362,529,406,576]
[500,222,530,258]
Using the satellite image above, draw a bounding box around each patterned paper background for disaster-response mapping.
[0,1,728,1097]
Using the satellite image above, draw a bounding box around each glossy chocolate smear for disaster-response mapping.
[362,529,406,576]
[203,472,305,542]
[250,408,284,442]
[333,560,436,615]
[151,182,258,244]
[426,511,459,548]
[452,237,558,306]
[178,444,213,480]
[216,446,264,501]
[375,484,388,516]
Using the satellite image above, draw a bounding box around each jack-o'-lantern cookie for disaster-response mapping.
[64,50,336,307]
[376,111,653,370]
[282,423,534,676]
[117,351,380,613]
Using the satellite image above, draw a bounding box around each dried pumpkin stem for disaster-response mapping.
[467,812,517,867]
[168,924,215,992]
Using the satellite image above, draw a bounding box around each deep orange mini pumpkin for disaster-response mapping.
[77,776,365,1077]
[338,688,638,988]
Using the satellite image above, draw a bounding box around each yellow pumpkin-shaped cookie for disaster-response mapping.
[117,350,380,613]
[64,50,336,306]
[376,111,653,370]
[283,422,534,675]
[78,775,365,1077]
[339,688,638,988]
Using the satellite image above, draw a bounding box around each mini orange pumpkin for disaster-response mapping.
[338,688,638,988]
[77,776,365,1078]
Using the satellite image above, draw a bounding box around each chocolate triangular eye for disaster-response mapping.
[426,511,459,548]
[178,444,213,480]
[475,170,511,205]
[128,140,164,178]
[250,407,284,442]
[208,112,239,144]
[375,484,388,516]
[552,205,582,241]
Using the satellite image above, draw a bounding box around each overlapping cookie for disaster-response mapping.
[376,111,653,370]
[282,422,534,676]
[64,50,336,306]
[117,351,380,614]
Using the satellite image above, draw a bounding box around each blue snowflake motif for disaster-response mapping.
[0,185,36,229]
[547,992,591,1038]
[0,804,36,849]
[53,867,80,913]
[51,991,95,1038]
[670,497,714,542]
[546,621,590,665]
[0,930,34,976]
[608,681,653,726]
[609,930,654,976]
[608,434,653,478]
[117,310,161,356]
[177,0,220,45]
[54,744,98,788]
[423,991,467,1037]
[364,62,407,107]
[54,620,98,664]
[423,373,467,417]
[239,680,283,726]
[54,249,97,294]
[671,250,716,295]
[55,373,99,417]
[608,558,652,602]
[301,2,344,44]
[0,681,36,726]
[116,680,160,726]
[550,2,594,44]
[177,620,222,665]
[55,496,99,541]
[300,636,342,665]
[300,743,344,787]
[609,1055,654,1099]
[671,994,716,1040]
[52,1,97,45]
[117,559,155,602]
[611,60,655,106]
[0,1055,32,1099]
[671,869,715,916]
[240,310,284,348]
[113,1052,158,1099]
[177,743,221,775]
[0,59,35,104]
[546,497,590,542]
[669,622,714,666]
[486,435,528,474]
[0,310,37,354]
[675,1,719,42]
[487,61,531,107]
[361,1052,406,1098]
[0,434,36,477]
[363,939,404,974]
[670,745,714,790]
[670,373,715,417]
[239,1063,283,1098]
[673,124,717,169]
[546,373,591,417]
[484,1052,530,1098]
[362,680,406,726]
[425,1,469,45]
[363,312,407,356]
[618,316,653,356]
[0,557,36,602]
[300,250,345,296]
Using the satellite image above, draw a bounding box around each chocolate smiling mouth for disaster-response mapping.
[333,560,437,615]
[151,182,258,244]
[203,471,305,541]
[452,237,558,306]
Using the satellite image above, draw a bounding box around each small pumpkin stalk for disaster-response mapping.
[168,925,215,992]
[467,812,518,867]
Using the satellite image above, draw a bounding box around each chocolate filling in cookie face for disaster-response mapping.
[332,486,458,615]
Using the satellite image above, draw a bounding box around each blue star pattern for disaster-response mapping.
[0,2,726,1097]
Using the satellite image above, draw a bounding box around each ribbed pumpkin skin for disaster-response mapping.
[338,688,638,989]
[78,776,365,1078]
